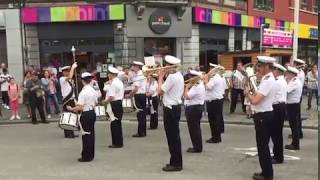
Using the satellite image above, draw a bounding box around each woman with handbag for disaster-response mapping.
[26,71,48,124]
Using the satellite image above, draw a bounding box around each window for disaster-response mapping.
[254,0,274,11]
[300,0,309,10]
[313,0,318,12]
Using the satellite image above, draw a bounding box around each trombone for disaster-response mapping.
[142,65,179,77]
[184,75,203,87]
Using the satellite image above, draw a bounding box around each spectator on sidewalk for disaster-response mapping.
[41,70,60,119]
[0,68,12,109]
[306,64,318,110]
[230,62,246,114]
[8,77,21,120]
[26,71,48,124]
[23,71,32,118]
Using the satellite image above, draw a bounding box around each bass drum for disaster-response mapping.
[122,98,135,113]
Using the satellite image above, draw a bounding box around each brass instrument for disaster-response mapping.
[142,65,179,77]
[206,65,225,78]
[184,75,203,87]
[243,63,258,95]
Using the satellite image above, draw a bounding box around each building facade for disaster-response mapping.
[0,0,318,82]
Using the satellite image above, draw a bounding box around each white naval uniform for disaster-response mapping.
[77,84,98,161]
[106,77,124,146]
[147,80,159,129]
[184,81,206,152]
[206,74,225,101]
[161,72,184,107]
[273,75,287,104]
[287,77,303,104]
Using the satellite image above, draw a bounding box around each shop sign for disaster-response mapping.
[149,9,172,34]
[263,29,293,47]
[309,28,318,39]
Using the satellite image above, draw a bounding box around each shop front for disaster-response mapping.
[22,4,125,70]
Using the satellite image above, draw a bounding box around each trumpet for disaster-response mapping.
[184,75,203,87]
[142,65,179,77]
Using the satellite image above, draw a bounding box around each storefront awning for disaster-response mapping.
[22,4,125,24]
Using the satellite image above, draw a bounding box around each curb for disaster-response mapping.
[0,117,318,130]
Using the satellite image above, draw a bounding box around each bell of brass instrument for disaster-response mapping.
[184,75,203,87]
[243,63,258,95]
[142,65,178,77]
[206,65,225,78]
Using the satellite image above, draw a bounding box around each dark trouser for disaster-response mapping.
[29,95,46,123]
[271,103,286,162]
[307,89,318,109]
[45,93,60,114]
[298,97,303,138]
[110,100,123,146]
[253,111,274,178]
[230,88,245,113]
[206,99,224,140]
[1,91,9,106]
[134,94,146,136]
[163,105,182,167]
[150,96,159,129]
[80,110,96,161]
[287,103,300,148]
[62,100,75,137]
[185,105,203,152]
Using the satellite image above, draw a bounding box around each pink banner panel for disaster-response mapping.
[22,8,38,23]
[263,29,293,47]
[80,5,96,21]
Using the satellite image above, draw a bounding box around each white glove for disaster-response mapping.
[71,62,78,69]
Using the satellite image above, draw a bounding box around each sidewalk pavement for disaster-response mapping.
[0,97,318,129]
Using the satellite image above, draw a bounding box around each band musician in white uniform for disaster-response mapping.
[67,72,98,162]
[103,67,124,148]
[270,63,287,164]
[146,74,159,129]
[244,56,276,180]
[128,61,147,137]
[184,70,205,153]
[60,63,77,138]
[158,55,184,172]
[285,66,302,151]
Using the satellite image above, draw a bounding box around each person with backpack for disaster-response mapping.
[8,77,21,120]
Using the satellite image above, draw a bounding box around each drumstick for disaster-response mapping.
[71,46,79,99]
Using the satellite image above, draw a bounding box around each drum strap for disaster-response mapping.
[63,81,75,106]
[106,103,117,122]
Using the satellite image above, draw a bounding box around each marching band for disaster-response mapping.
[56,53,310,179]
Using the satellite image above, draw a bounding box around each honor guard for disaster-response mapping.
[271,63,287,164]
[204,63,226,143]
[67,72,98,162]
[60,63,77,138]
[158,55,184,172]
[146,74,159,130]
[245,56,276,180]
[129,61,147,137]
[293,59,305,139]
[184,70,206,153]
[285,66,303,151]
[104,67,124,148]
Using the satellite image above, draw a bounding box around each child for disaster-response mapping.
[8,77,21,120]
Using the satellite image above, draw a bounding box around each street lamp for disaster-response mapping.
[260,23,270,55]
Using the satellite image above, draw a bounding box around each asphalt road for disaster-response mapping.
[0,121,317,180]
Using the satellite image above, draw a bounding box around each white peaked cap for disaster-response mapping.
[273,63,286,72]
[287,66,299,75]
[257,56,276,64]
[164,55,181,65]
[108,66,119,74]
[81,72,92,79]
[189,70,203,76]
[294,59,305,64]
[132,61,144,66]
[61,66,71,71]
[209,63,218,67]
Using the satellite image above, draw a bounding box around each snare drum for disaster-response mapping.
[59,112,80,131]
[122,98,135,113]
[95,105,106,116]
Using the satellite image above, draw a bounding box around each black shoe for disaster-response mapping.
[148,127,157,130]
[288,134,303,139]
[77,158,92,162]
[32,122,38,125]
[162,165,183,172]
[65,135,77,138]
[108,145,123,148]
[132,134,146,138]
[285,144,300,150]
[271,158,283,164]
[252,173,273,180]
[186,148,202,153]
[42,121,50,124]
[206,138,221,144]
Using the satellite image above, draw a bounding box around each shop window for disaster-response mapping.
[251,41,260,51]
[144,38,175,58]
[200,38,228,71]
[254,0,274,11]
[234,40,242,51]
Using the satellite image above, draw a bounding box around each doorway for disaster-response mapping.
[144,38,176,64]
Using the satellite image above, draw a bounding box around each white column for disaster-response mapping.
[242,29,247,50]
[292,0,300,64]
[228,27,235,52]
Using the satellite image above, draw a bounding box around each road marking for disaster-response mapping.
[234,147,301,161]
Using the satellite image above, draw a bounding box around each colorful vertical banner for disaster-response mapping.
[22,4,125,24]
